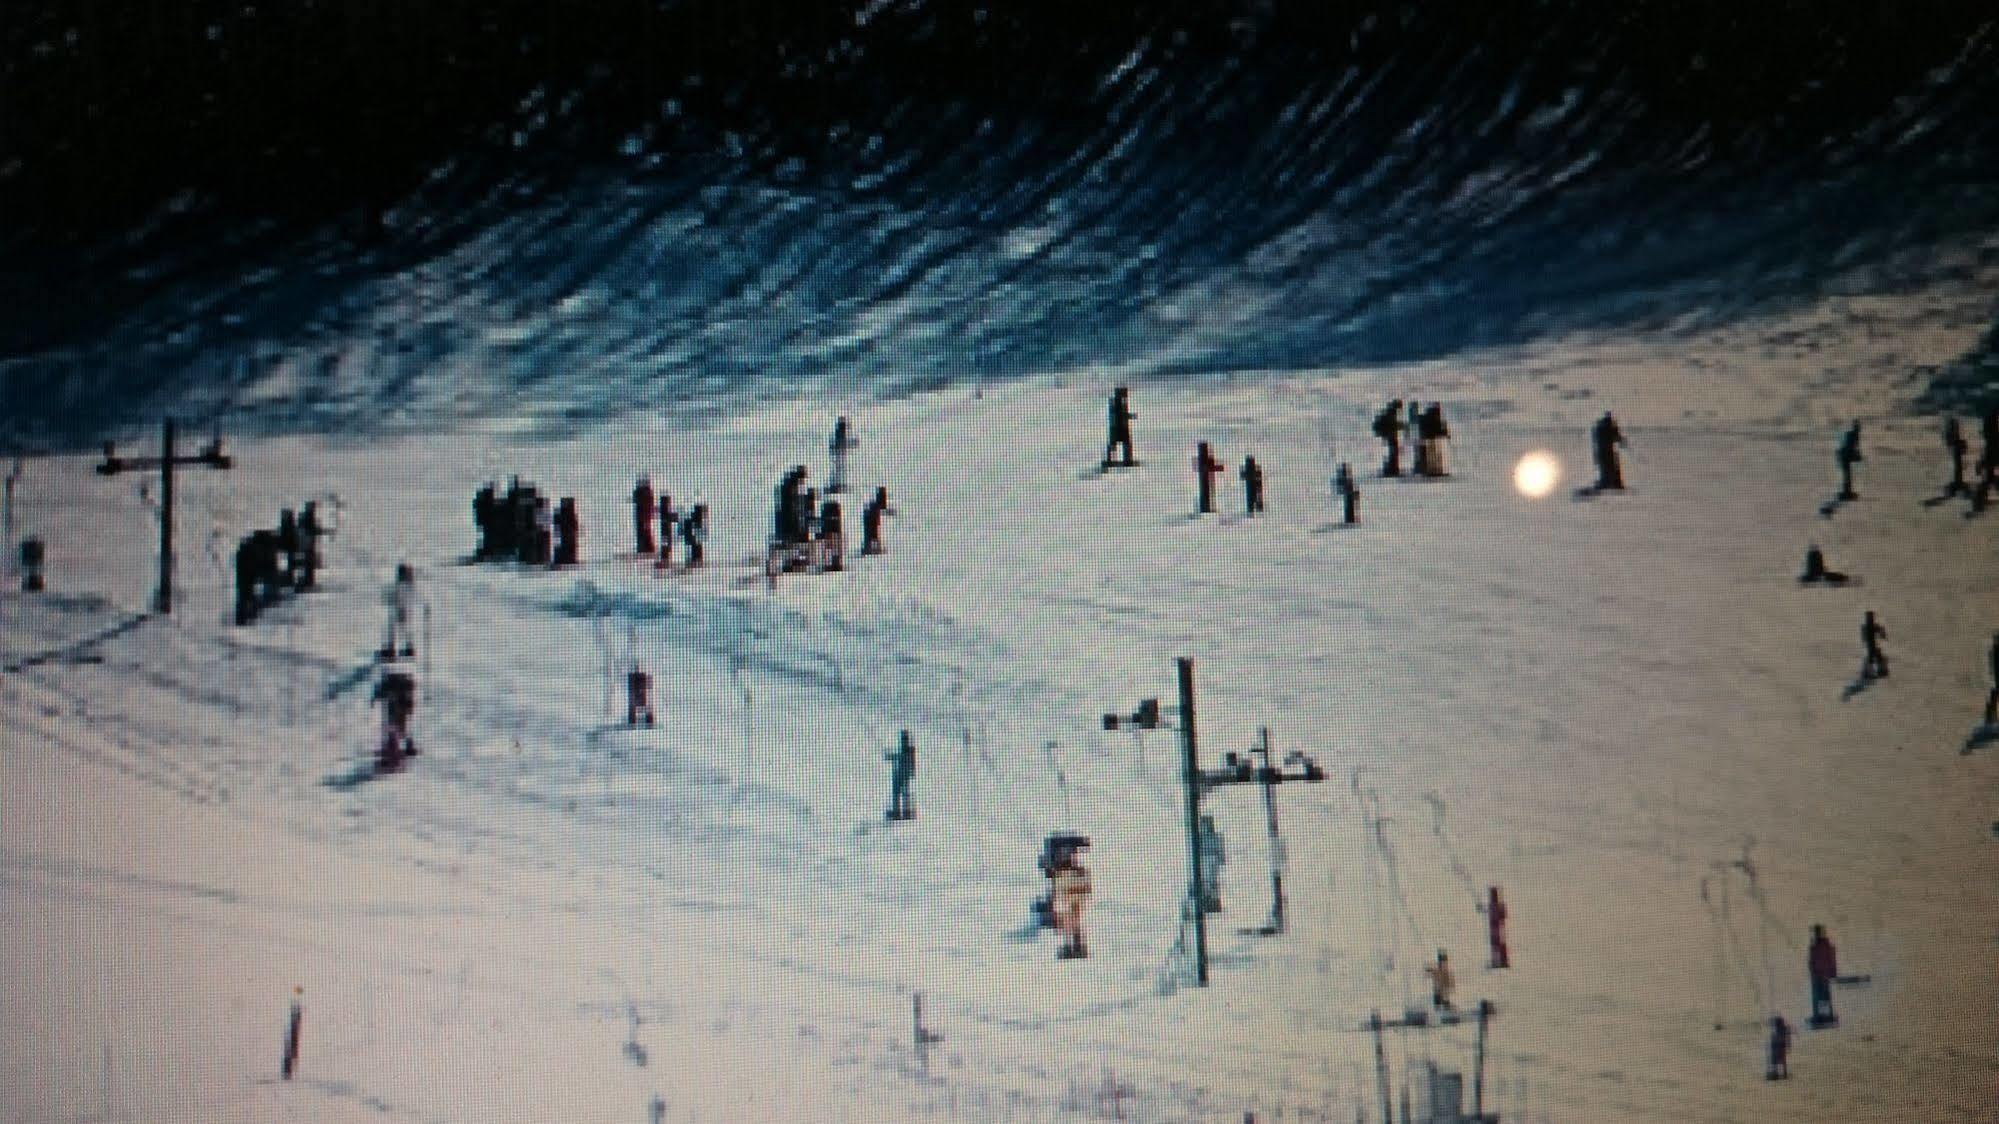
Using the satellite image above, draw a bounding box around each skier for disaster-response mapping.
[1836,421,1863,501]
[655,493,677,570]
[828,417,856,494]
[1104,387,1137,469]
[1052,852,1093,959]
[296,501,322,591]
[861,486,896,556]
[1417,404,1451,477]
[1592,412,1627,491]
[774,467,808,547]
[1944,415,1969,495]
[380,563,418,660]
[19,536,44,592]
[473,482,498,560]
[281,986,303,1080]
[1196,814,1225,913]
[1373,399,1406,477]
[1807,924,1839,1027]
[1193,442,1225,515]
[529,489,553,566]
[680,504,707,570]
[278,508,301,583]
[885,730,916,821]
[819,497,845,572]
[234,533,261,625]
[627,663,655,727]
[1860,610,1889,680]
[553,497,581,568]
[1422,950,1456,1013]
[1484,886,1510,969]
[633,476,656,555]
[1240,455,1266,516]
[1334,462,1360,524]
[1798,545,1850,586]
[1766,1015,1792,1080]
[371,669,418,770]
[1983,631,1998,727]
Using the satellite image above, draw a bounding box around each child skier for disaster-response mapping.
[1766,1015,1792,1080]
[861,487,896,556]
[627,663,655,727]
[372,669,418,770]
[1334,462,1359,524]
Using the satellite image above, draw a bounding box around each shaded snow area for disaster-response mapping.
[4,278,1997,1122]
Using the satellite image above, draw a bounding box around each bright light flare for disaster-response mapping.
[1513,450,1562,499]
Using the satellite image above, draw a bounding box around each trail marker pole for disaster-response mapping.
[1177,657,1211,986]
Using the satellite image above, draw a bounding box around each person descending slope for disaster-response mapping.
[1104,387,1137,469]
[379,563,419,661]
[828,416,857,494]
[1193,442,1225,514]
[1860,611,1889,680]
[1836,422,1864,501]
[1240,455,1266,516]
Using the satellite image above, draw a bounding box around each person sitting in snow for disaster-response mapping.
[1798,545,1850,586]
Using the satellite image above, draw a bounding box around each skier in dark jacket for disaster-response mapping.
[828,416,856,494]
[1334,462,1360,524]
[655,494,677,570]
[553,497,581,568]
[1766,1015,1792,1080]
[1373,400,1406,477]
[1807,924,1839,1025]
[1798,545,1849,586]
[885,730,916,820]
[1416,404,1451,477]
[680,504,707,569]
[1240,455,1265,515]
[1193,442,1225,514]
[1860,611,1889,679]
[1592,412,1627,491]
[297,501,322,590]
[1836,422,1863,501]
[1484,886,1510,969]
[862,486,895,555]
[627,663,655,727]
[819,497,845,571]
[1104,387,1136,469]
[1944,416,1969,495]
[632,476,656,555]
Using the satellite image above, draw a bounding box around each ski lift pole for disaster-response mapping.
[1369,1009,1393,1124]
[1255,726,1286,935]
[1175,657,1211,986]
[96,418,232,614]
[1473,998,1493,1121]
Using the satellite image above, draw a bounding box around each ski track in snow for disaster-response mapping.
[3,276,1997,1122]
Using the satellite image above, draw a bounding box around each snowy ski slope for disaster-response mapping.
[3,267,1997,1122]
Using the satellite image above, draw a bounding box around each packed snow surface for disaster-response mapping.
[3,273,1997,1122]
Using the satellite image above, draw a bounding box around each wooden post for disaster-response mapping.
[155,419,174,613]
[1177,657,1209,986]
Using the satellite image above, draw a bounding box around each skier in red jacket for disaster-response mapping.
[1485,886,1510,969]
[1807,923,1838,1026]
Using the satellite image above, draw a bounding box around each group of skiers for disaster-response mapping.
[769,463,894,577]
[473,478,580,568]
[1370,399,1455,479]
[629,475,709,571]
[1938,406,1999,510]
[1766,923,1849,1080]
[234,501,325,626]
[1188,442,1269,517]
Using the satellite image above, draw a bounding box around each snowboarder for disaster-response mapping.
[20,536,45,592]
[1193,442,1225,515]
[655,493,677,570]
[627,663,655,727]
[819,497,845,571]
[1240,455,1265,516]
[885,730,916,821]
[861,486,895,556]
[1422,950,1456,1013]
[1334,462,1360,524]
[1860,610,1889,680]
[1836,421,1863,501]
[1052,854,1093,959]
[1944,415,1969,495]
[1766,1015,1792,1080]
[371,669,417,770]
[1196,814,1225,913]
[679,504,707,570]
[1104,387,1137,469]
[1484,886,1510,969]
[1373,399,1406,477]
[1799,545,1850,586]
[1416,404,1451,477]
[553,497,581,568]
[828,416,857,494]
[380,563,418,660]
[632,476,656,555]
[1984,631,1998,727]
[1592,412,1627,491]
[1807,924,1839,1026]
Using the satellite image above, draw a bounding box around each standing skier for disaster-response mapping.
[1944,415,1969,496]
[1373,399,1406,477]
[1193,442,1225,515]
[1052,853,1093,959]
[1766,1015,1792,1080]
[1240,455,1266,516]
[1484,886,1510,969]
[297,501,322,591]
[371,669,418,770]
[1860,611,1889,680]
[1592,411,1627,491]
[1334,462,1360,524]
[1423,950,1456,1013]
[1836,422,1864,501]
[1417,404,1451,477]
[632,476,656,555]
[861,486,896,556]
[655,493,677,570]
[627,663,655,727]
[1807,924,1839,1027]
[1104,387,1137,469]
[819,496,845,571]
[553,497,581,568]
[380,563,418,660]
[1983,631,1998,727]
[885,730,916,821]
[827,417,857,494]
[680,504,707,569]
